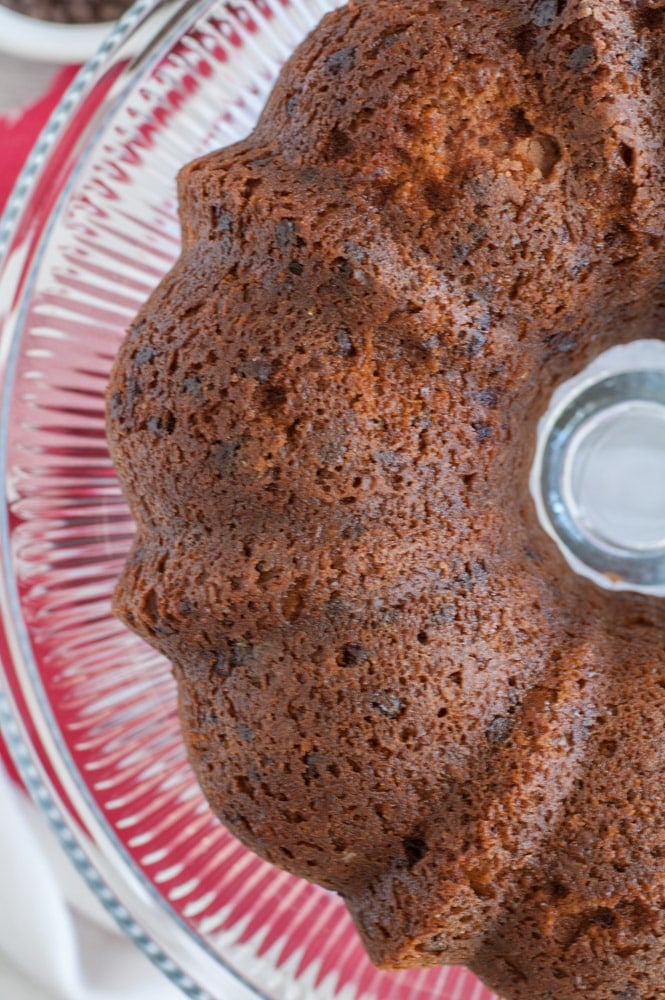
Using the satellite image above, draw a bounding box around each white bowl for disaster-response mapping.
[0,4,114,63]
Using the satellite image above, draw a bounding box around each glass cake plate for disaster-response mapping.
[0,2,496,998]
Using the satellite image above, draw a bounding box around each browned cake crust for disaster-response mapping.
[106,2,665,997]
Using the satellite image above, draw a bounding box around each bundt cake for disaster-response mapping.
[106,1,665,996]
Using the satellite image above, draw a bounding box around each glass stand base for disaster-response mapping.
[530,340,665,594]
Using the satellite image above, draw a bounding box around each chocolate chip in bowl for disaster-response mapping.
[0,0,146,63]
[0,0,132,23]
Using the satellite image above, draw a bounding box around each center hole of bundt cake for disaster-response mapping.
[567,402,665,552]
[531,340,665,594]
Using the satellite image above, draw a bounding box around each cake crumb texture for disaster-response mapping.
[107,2,665,997]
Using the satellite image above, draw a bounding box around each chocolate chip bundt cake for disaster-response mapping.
[106,1,665,996]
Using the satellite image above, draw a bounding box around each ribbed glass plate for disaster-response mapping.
[0,2,495,998]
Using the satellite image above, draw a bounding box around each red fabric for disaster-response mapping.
[0,64,79,787]
[0,65,78,212]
